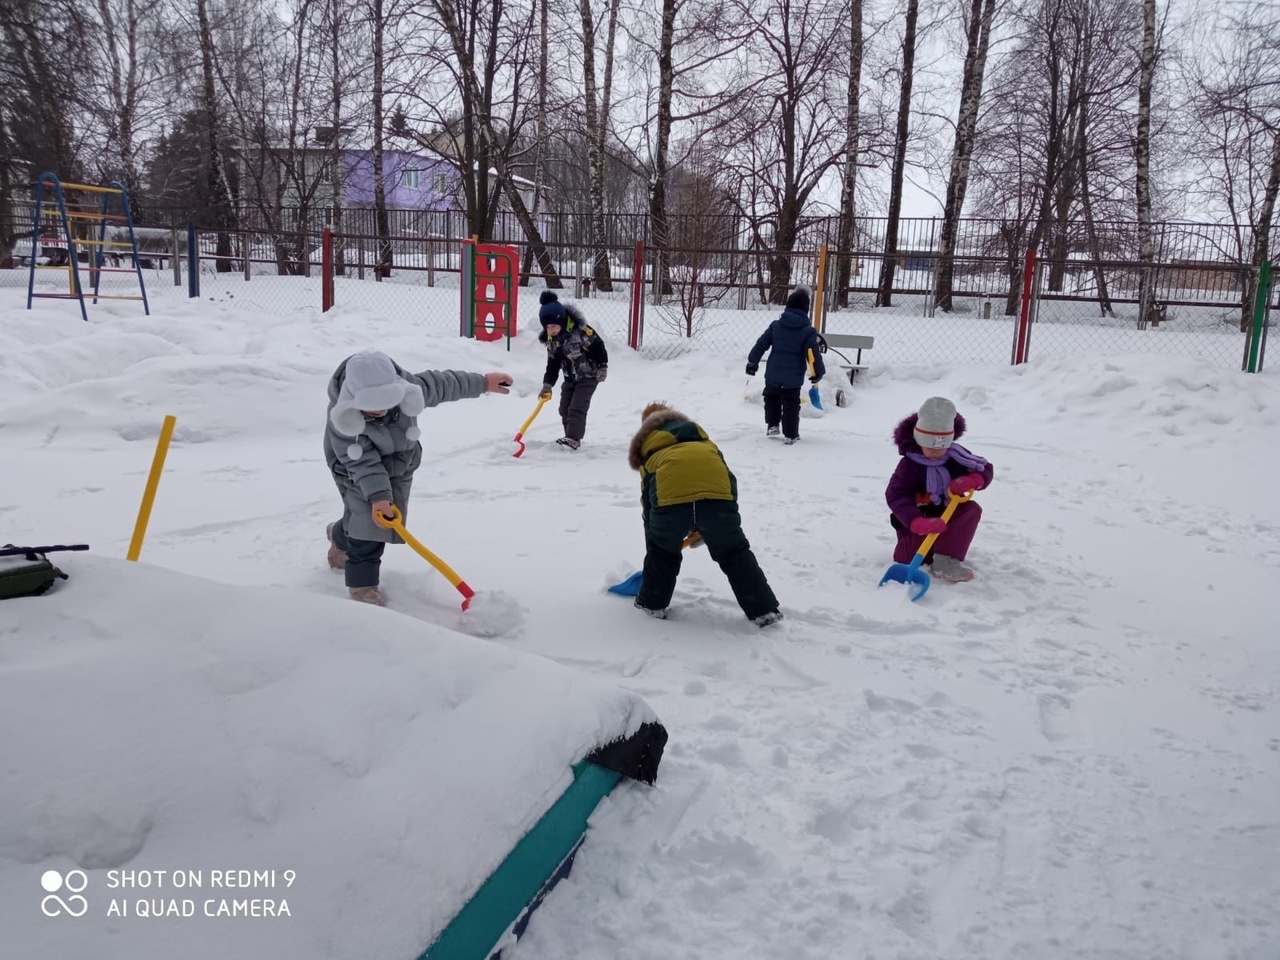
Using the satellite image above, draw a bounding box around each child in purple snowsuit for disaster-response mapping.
[885,396,994,582]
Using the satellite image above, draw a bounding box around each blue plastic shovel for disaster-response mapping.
[878,491,973,601]
[608,533,702,597]
[806,349,823,411]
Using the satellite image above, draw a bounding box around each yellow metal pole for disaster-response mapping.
[127,415,177,561]
[814,244,829,333]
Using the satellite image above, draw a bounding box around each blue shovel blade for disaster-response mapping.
[808,385,823,410]
[607,570,644,596]
[878,562,931,601]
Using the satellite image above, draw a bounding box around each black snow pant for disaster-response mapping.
[762,383,802,439]
[559,378,600,441]
[331,517,385,588]
[636,499,779,620]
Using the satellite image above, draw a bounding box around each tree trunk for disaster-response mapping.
[877,0,919,308]
[647,0,676,298]
[521,0,550,286]
[1243,129,1280,331]
[330,0,345,275]
[834,0,863,309]
[371,0,392,278]
[578,0,620,292]
[427,0,561,286]
[769,190,799,304]
[1135,0,1156,324]
[935,0,995,313]
[197,0,235,270]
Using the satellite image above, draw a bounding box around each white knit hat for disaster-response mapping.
[913,396,956,449]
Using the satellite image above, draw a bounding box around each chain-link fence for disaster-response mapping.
[3,211,1272,372]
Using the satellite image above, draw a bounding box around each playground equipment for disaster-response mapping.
[460,239,519,348]
[26,172,149,321]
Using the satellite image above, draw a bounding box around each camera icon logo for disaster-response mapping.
[41,870,89,918]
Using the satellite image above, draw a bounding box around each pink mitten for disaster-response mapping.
[949,472,984,495]
[910,516,947,536]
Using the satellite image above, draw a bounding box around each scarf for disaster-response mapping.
[905,443,988,504]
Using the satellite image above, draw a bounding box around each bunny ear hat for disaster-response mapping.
[329,351,426,460]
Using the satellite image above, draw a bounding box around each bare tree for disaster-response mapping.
[876,0,920,307]
[424,0,562,285]
[833,0,866,309]
[1186,1,1280,329]
[578,0,622,291]
[1134,0,1157,321]
[934,0,997,313]
[196,0,236,269]
[726,0,847,303]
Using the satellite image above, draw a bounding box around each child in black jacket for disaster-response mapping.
[538,291,608,450]
[745,286,825,444]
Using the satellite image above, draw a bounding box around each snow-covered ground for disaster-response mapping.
[2,277,1279,959]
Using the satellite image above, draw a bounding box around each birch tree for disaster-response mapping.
[934,0,997,313]
[197,0,236,268]
[833,0,865,309]
[1134,0,1157,320]
[578,0,622,291]
[876,0,921,307]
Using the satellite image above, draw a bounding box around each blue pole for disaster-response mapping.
[187,223,199,298]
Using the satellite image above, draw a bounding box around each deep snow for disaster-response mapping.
[2,277,1279,959]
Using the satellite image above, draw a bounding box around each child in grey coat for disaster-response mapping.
[324,350,512,605]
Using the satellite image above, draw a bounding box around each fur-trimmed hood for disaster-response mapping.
[893,411,968,454]
[628,405,690,470]
[537,302,587,343]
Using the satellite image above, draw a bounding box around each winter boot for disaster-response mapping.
[556,437,581,450]
[326,522,347,570]
[766,424,781,437]
[633,599,667,620]
[753,610,784,628]
[930,554,974,583]
[349,585,385,606]
[783,436,799,445]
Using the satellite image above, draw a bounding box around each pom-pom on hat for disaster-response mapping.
[913,396,957,450]
[785,285,811,313]
[538,290,567,327]
[329,351,426,461]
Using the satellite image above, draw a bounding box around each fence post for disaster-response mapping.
[427,238,435,287]
[243,232,251,281]
[1011,246,1036,365]
[186,223,199,299]
[357,241,365,280]
[813,244,828,333]
[171,227,181,287]
[628,239,644,351]
[322,228,334,313]
[1244,260,1271,373]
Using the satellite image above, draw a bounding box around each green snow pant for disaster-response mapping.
[636,499,779,620]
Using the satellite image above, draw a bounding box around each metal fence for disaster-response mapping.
[3,212,1272,371]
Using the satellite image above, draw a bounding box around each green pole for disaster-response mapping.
[1247,260,1271,374]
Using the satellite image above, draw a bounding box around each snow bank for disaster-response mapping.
[0,555,663,959]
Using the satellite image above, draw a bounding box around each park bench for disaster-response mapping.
[820,333,875,383]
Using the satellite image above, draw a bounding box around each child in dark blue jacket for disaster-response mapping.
[746,286,825,443]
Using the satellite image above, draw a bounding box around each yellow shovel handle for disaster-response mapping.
[373,505,473,601]
[516,395,550,437]
[916,489,973,559]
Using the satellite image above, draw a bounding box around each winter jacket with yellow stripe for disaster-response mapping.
[628,408,737,524]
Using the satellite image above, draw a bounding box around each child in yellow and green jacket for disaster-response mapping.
[627,402,782,627]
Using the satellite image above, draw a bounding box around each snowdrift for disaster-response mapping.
[0,555,666,959]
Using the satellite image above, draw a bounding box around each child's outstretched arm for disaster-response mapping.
[407,369,488,407]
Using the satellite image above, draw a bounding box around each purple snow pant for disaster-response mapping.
[893,500,982,563]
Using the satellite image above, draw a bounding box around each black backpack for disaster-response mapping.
[0,544,89,599]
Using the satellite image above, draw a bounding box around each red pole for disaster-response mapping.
[1013,246,1035,365]
[629,239,644,350]
[321,228,334,313]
